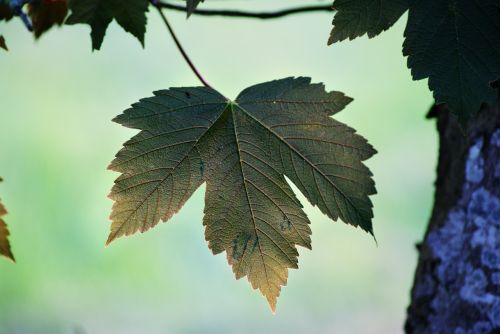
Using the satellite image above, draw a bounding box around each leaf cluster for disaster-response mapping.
[0,0,68,45]
[329,0,500,125]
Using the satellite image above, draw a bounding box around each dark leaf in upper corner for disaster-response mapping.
[329,0,500,126]
[403,0,500,126]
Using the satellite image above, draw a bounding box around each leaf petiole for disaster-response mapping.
[152,1,212,88]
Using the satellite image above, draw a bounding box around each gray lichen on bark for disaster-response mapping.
[415,131,499,333]
[406,102,500,333]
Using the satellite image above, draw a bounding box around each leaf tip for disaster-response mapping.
[268,299,277,314]
[111,114,121,124]
[345,95,354,105]
[363,223,377,245]
[3,252,15,263]
[138,36,145,49]
[105,233,117,246]
[0,35,8,51]
[372,232,378,247]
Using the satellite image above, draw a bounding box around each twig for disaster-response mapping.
[153,3,212,88]
[157,1,334,19]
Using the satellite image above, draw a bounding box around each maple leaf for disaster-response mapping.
[329,0,500,125]
[66,0,149,50]
[0,179,14,262]
[328,0,408,43]
[28,0,68,39]
[186,0,203,16]
[403,0,500,125]
[108,77,376,311]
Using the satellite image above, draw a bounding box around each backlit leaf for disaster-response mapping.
[108,77,376,311]
[66,0,148,50]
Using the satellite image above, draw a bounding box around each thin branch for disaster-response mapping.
[157,1,334,19]
[154,3,212,88]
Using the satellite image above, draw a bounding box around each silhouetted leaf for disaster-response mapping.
[28,0,68,38]
[329,0,500,125]
[186,0,203,16]
[329,0,408,43]
[0,35,7,50]
[66,0,148,50]
[0,2,13,21]
[108,77,376,311]
[0,179,14,262]
[0,2,12,51]
[403,0,500,125]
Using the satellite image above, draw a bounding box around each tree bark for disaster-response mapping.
[405,99,500,333]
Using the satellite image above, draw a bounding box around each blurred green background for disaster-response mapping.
[0,1,437,333]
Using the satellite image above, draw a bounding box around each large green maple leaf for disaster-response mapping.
[66,0,148,50]
[108,77,376,311]
[0,179,14,262]
[329,0,500,125]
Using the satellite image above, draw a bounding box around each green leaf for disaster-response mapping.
[108,77,376,311]
[186,0,203,16]
[66,0,148,50]
[328,0,408,44]
[0,179,14,262]
[403,0,500,125]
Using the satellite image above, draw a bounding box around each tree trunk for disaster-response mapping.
[405,98,500,333]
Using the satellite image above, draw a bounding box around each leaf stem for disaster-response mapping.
[158,2,334,19]
[153,2,212,88]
